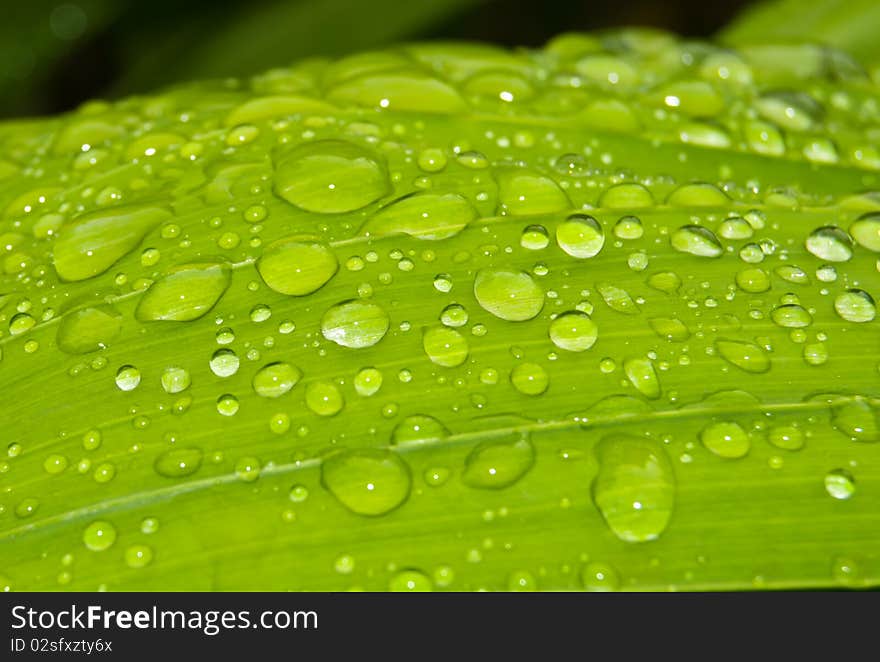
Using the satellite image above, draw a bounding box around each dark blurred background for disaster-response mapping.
[2,0,757,119]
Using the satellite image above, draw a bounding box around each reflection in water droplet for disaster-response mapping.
[834,289,876,323]
[510,362,549,395]
[354,367,382,396]
[462,432,535,489]
[715,340,770,373]
[115,365,141,391]
[83,520,117,551]
[391,415,449,445]
[671,225,723,257]
[305,381,344,416]
[623,357,661,399]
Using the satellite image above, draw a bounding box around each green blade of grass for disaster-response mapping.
[0,30,879,591]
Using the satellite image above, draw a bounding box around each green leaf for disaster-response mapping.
[720,0,880,66]
[1,29,880,592]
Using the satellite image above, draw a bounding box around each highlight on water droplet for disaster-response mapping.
[83,520,117,551]
[115,365,141,391]
[253,362,302,398]
[623,357,661,399]
[422,326,469,367]
[701,421,750,458]
[834,289,876,323]
[305,381,344,416]
[671,225,723,257]
[825,468,855,500]
[715,339,770,373]
[805,226,853,262]
[556,214,605,258]
[154,447,203,478]
[510,362,549,395]
[354,367,382,396]
[160,366,191,394]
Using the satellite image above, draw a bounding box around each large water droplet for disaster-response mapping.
[321,449,411,516]
[422,326,469,367]
[136,263,231,322]
[160,366,191,394]
[510,362,549,395]
[671,225,723,257]
[715,339,770,373]
[496,170,570,215]
[321,300,390,348]
[154,447,203,478]
[115,365,141,391]
[253,362,302,398]
[549,311,598,351]
[596,282,639,315]
[849,213,880,252]
[700,422,750,458]
[825,468,856,500]
[274,140,389,213]
[834,289,876,323]
[592,435,675,543]
[462,432,535,489]
[83,520,117,551]
[391,414,449,445]
[805,227,853,262]
[648,317,690,342]
[771,304,812,328]
[53,206,170,281]
[363,192,476,240]
[556,214,605,258]
[56,305,122,354]
[623,357,661,399]
[473,269,544,321]
[305,381,345,416]
[257,238,338,296]
[354,367,382,396]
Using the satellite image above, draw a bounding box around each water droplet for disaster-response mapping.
[473,269,544,321]
[497,169,570,215]
[389,569,432,591]
[158,366,190,394]
[735,267,770,293]
[556,214,605,258]
[216,393,240,416]
[125,545,153,568]
[834,289,876,323]
[257,238,338,296]
[581,561,620,591]
[56,305,122,354]
[648,317,690,342]
[83,520,117,551]
[305,381,344,416]
[253,362,302,397]
[510,362,549,395]
[115,365,141,391]
[613,215,644,240]
[418,148,447,172]
[440,303,469,328]
[755,90,823,132]
[771,304,812,328]
[719,217,754,240]
[671,225,723,257]
[462,432,535,489]
[155,447,202,478]
[508,570,537,591]
[825,468,855,500]
[235,456,261,482]
[849,213,880,252]
[549,311,598,351]
[321,300,390,348]
[623,357,661,399]
[136,263,231,322]
[805,227,853,262]
[274,140,389,213]
[392,415,449,445]
[596,282,639,315]
[768,425,805,451]
[354,367,382,396]
[53,206,170,281]
[592,435,675,542]
[701,422,750,458]
[9,313,35,335]
[433,273,453,292]
[520,224,550,250]
[715,340,770,373]
[422,326,469,367]
[364,193,476,240]
[210,348,240,377]
[321,449,411,516]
